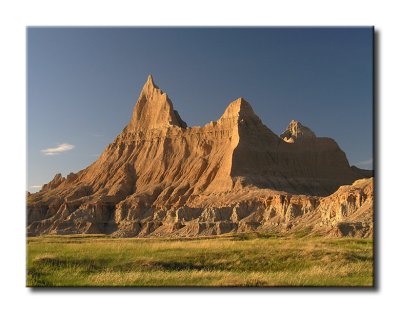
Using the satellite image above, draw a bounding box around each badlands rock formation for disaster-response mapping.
[27,75,373,237]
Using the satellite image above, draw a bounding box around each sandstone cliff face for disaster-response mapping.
[319,178,373,237]
[27,75,373,237]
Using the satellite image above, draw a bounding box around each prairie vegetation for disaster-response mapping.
[27,233,373,287]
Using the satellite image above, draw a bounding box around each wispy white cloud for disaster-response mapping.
[41,143,75,156]
[356,158,373,166]
[30,185,42,189]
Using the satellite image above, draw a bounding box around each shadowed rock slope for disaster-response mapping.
[27,75,373,237]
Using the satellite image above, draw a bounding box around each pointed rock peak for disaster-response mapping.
[128,75,187,131]
[143,74,159,90]
[220,97,259,121]
[280,120,316,143]
[230,97,252,109]
[140,74,162,96]
[146,74,154,85]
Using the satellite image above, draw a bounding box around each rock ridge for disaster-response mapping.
[27,75,373,238]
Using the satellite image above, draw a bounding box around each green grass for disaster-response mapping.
[27,234,374,287]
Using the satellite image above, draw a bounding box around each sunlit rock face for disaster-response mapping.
[27,76,373,237]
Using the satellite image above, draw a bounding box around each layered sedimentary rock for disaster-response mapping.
[27,75,373,237]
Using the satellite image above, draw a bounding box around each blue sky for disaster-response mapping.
[27,27,373,192]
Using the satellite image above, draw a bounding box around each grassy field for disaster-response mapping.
[27,233,374,287]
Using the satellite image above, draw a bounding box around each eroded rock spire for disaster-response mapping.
[128,75,187,130]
